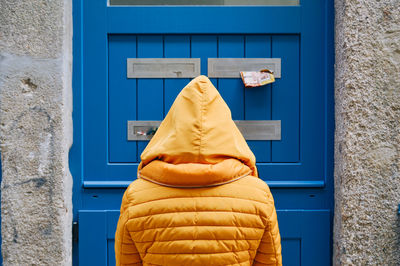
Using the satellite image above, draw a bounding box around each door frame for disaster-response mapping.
[71,0,335,264]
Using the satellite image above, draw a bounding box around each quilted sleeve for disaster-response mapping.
[115,191,142,266]
[253,197,282,266]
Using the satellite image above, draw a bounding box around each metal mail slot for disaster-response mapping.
[208,58,281,78]
[234,120,281,140]
[127,58,201,78]
[127,120,281,141]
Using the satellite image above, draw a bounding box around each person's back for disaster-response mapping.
[115,76,282,266]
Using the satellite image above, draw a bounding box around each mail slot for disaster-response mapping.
[127,58,201,78]
[208,58,281,78]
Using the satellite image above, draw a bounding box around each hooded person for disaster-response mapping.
[115,76,282,266]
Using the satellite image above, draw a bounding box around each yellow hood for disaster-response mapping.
[138,75,257,187]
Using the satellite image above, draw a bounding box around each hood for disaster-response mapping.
[138,75,258,187]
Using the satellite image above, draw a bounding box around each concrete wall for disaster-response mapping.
[334,0,400,265]
[0,0,73,265]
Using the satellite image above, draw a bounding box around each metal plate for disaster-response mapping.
[127,120,281,141]
[208,58,281,78]
[127,121,162,141]
[127,58,201,78]
[234,120,281,140]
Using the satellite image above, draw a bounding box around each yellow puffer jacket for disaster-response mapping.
[115,76,282,266]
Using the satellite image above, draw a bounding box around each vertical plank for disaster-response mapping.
[108,35,137,163]
[218,35,245,120]
[79,211,107,266]
[300,0,326,176]
[137,35,164,158]
[245,35,272,163]
[107,211,120,265]
[191,35,218,86]
[301,211,331,266]
[277,211,302,266]
[164,35,191,113]
[271,35,300,162]
[281,239,301,266]
[83,0,108,178]
[108,240,116,266]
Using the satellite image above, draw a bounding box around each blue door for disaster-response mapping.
[71,0,334,265]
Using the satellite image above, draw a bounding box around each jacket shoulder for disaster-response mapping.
[231,175,275,204]
[238,175,272,193]
[120,178,158,210]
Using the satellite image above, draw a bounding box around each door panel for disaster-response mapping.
[107,34,302,169]
[72,0,334,265]
[79,210,330,266]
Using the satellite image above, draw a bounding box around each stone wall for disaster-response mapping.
[0,0,73,265]
[334,0,400,265]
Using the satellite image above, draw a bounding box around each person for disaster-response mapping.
[115,76,282,266]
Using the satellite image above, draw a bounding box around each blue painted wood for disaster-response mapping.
[108,240,116,266]
[326,0,336,219]
[299,0,326,180]
[78,211,107,266]
[300,210,331,266]
[77,0,333,182]
[271,35,300,163]
[191,35,218,85]
[82,180,325,188]
[282,239,301,266]
[244,35,272,163]
[278,210,331,266]
[80,30,324,181]
[107,6,301,34]
[73,0,334,264]
[108,211,120,266]
[82,0,110,180]
[218,35,245,120]
[137,35,164,159]
[109,35,137,163]
[164,35,191,113]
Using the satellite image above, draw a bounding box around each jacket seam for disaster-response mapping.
[255,250,277,255]
[125,195,270,209]
[131,177,270,198]
[125,209,264,220]
[138,170,251,188]
[119,208,129,263]
[128,224,264,233]
[198,81,207,158]
[135,238,261,243]
[142,249,257,255]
